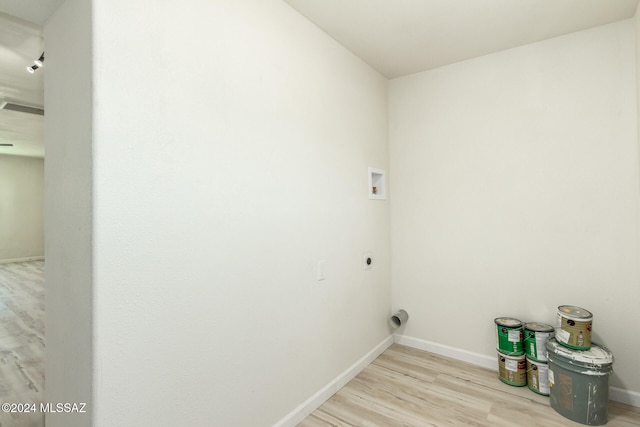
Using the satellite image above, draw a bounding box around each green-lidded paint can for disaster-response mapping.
[526,357,549,396]
[497,352,527,386]
[495,317,524,356]
[556,305,592,350]
[524,322,555,362]
[547,338,613,426]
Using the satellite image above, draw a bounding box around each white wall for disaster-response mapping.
[637,0,640,187]
[0,154,43,261]
[390,19,640,394]
[90,0,390,426]
[44,0,93,426]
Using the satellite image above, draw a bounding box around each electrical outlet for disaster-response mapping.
[363,252,373,270]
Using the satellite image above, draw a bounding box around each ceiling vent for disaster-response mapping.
[0,100,44,116]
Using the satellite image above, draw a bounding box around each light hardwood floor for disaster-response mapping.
[299,344,640,427]
[0,261,44,427]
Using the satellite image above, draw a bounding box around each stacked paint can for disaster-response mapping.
[555,305,592,350]
[548,305,615,426]
[494,318,526,387]
[495,306,616,425]
[495,317,554,392]
[523,322,554,396]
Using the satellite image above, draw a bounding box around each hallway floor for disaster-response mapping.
[0,260,44,427]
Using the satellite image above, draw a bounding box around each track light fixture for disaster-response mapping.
[34,53,44,67]
[26,52,44,73]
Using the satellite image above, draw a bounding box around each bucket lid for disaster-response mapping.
[557,305,593,320]
[524,322,554,332]
[546,337,613,368]
[495,317,522,327]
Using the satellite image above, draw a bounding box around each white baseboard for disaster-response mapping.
[0,256,44,264]
[394,334,496,371]
[610,387,640,408]
[274,335,394,427]
[394,334,640,408]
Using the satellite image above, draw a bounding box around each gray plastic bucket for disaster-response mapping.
[546,338,613,426]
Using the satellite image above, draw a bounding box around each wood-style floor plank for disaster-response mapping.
[0,261,44,427]
[299,343,640,427]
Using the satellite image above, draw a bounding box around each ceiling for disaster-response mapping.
[0,0,639,158]
[282,0,640,78]
[0,0,64,27]
[0,11,43,158]
[0,0,61,158]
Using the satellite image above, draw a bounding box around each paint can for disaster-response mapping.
[547,338,613,426]
[524,322,555,362]
[495,317,524,356]
[556,305,592,350]
[526,357,549,395]
[497,352,527,387]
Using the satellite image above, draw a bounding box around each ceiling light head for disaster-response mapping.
[34,52,44,67]
[26,64,39,74]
